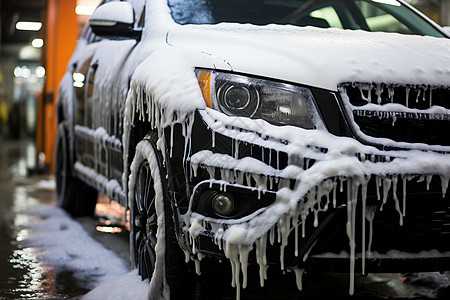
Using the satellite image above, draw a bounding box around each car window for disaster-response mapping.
[309,6,343,29]
[357,1,411,33]
[354,0,441,36]
[168,0,445,37]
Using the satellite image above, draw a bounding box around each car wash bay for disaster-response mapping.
[1,138,450,299]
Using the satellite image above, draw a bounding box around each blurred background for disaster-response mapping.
[0,0,449,174]
[0,0,101,174]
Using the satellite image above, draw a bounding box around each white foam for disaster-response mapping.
[19,204,149,299]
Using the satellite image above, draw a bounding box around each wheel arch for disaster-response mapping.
[128,137,193,297]
[122,87,191,255]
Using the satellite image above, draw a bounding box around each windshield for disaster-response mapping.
[168,0,445,37]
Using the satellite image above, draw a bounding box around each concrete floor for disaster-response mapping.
[0,138,130,299]
[0,139,65,299]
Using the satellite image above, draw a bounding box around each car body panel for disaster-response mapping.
[166,24,450,91]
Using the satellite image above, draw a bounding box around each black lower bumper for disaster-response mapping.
[192,174,450,274]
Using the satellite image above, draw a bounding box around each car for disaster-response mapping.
[54,0,450,298]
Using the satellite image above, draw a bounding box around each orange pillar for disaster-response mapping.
[39,0,77,172]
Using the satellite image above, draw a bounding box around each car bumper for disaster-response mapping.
[181,107,450,274]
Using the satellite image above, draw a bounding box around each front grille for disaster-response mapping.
[339,82,450,147]
[369,190,450,253]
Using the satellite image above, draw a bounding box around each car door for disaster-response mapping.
[74,0,145,186]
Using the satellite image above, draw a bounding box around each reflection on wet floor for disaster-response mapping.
[95,195,129,234]
[0,139,127,299]
[8,247,91,299]
[0,140,80,299]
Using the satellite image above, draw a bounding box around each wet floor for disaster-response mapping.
[0,139,65,299]
[1,138,450,300]
[0,138,130,299]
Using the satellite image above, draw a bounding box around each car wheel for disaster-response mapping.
[129,135,193,299]
[55,123,98,216]
[132,157,158,279]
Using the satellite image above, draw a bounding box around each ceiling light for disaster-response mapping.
[16,21,42,31]
[35,66,46,78]
[76,5,97,15]
[15,66,31,78]
[32,38,44,48]
[14,67,22,78]
[19,46,40,60]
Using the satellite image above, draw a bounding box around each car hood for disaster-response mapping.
[166,24,450,91]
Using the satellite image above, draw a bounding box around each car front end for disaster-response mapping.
[181,68,450,287]
[163,28,450,296]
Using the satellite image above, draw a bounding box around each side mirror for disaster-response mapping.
[89,2,141,40]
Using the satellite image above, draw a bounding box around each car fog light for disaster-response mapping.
[211,193,235,216]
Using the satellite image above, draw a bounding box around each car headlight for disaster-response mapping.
[196,69,323,129]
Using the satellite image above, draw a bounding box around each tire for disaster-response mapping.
[55,123,98,217]
[129,135,192,300]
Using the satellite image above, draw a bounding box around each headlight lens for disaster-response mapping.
[218,84,258,117]
[196,69,323,129]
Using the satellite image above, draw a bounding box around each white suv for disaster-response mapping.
[55,0,450,298]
